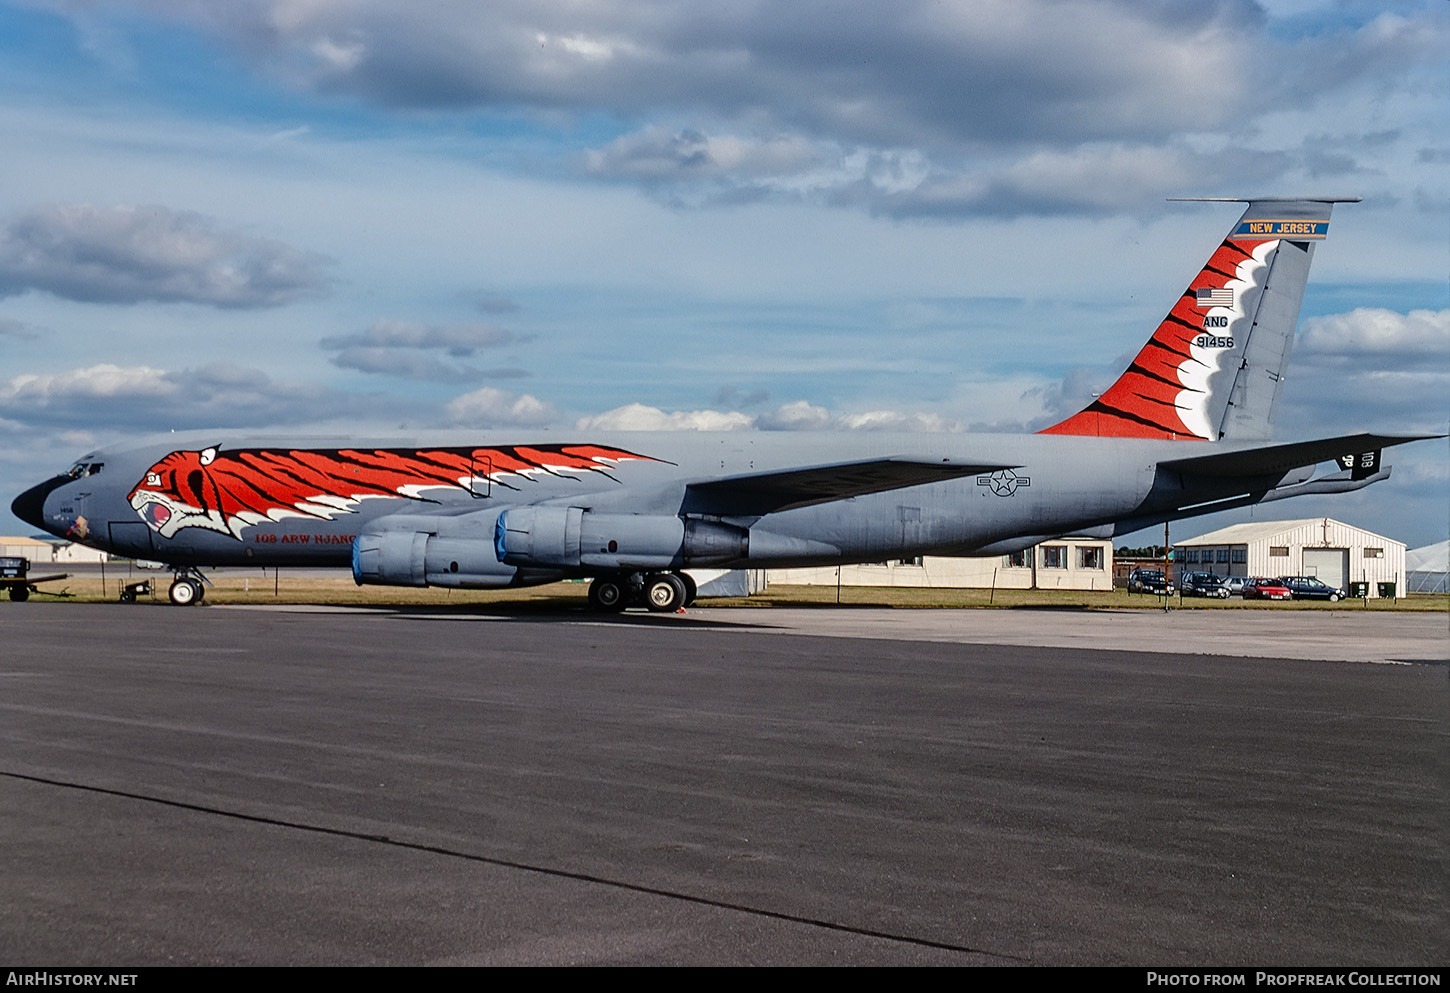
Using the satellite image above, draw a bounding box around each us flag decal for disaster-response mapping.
[1196,287,1234,309]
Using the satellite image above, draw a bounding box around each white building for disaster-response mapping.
[686,568,768,597]
[767,537,1115,591]
[0,536,110,564]
[1406,540,1448,594]
[1174,518,1406,597]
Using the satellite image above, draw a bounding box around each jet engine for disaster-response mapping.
[495,507,747,571]
[352,508,546,589]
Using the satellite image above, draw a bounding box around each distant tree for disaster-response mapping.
[1116,545,1168,558]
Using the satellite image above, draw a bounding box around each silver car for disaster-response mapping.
[1221,576,1250,596]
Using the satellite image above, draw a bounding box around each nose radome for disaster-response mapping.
[10,475,69,532]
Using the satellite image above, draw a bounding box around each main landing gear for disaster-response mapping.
[587,572,697,613]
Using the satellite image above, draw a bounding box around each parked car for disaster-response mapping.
[1242,577,1292,600]
[1221,576,1250,596]
[1180,572,1231,598]
[1277,576,1346,602]
[1127,568,1170,594]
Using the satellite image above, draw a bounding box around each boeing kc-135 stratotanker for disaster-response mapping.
[11,198,1434,609]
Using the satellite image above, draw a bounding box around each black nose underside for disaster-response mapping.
[10,475,69,532]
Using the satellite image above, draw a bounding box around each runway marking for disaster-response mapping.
[2,768,1026,964]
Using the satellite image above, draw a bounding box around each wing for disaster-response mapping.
[1160,432,1437,479]
[682,457,1013,516]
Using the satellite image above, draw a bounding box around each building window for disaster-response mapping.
[1270,546,1289,557]
[1043,545,1066,569]
[1183,549,1198,563]
[1216,549,1230,563]
[1078,546,1103,570]
[1007,551,1030,568]
[899,556,924,567]
[1232,549,1247,563]
[1363,547,1384,559]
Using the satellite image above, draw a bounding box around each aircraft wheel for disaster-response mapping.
[168,579,202,606]
[643,573,687,613]
[679,572,698,607]
[9,586,29,602]
[588,577,628,612]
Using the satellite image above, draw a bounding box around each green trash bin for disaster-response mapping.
[1377,581,1396,599]
[1349,582,1368,598]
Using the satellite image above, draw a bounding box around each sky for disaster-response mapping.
[0,0,1446,549]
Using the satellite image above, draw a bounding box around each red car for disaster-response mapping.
[1242,578,1292,600]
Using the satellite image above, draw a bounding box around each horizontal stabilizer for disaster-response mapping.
[1159,433,1436,478]
[684,457,1010,516]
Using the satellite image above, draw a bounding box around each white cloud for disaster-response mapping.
[575,403,754,432]
[584,127,824,182]
[322,318,514,354]
[310,36,366,74]
[0,362,385,430]
[0,203,329,308]
[446,386,557,427]
[871,144,1292,218]
[1299,308,1449,359]
[0,363,172,403]
[320,318,525,382]
[327,348,528,383]
[836,410,962,433]
[575,400,966,434]
[756,400,831,431]
[1273,309,1450,440]
[161,1,1261,144]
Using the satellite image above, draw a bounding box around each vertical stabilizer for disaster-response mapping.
[1041,198,1351,441]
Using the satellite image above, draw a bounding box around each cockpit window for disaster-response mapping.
[65,461,104,479]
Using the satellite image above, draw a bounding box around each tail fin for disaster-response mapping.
[1040,198,1354,441]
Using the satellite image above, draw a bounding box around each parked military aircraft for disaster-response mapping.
[11,198,1432,609]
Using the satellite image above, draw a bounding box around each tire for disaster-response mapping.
[679,572,698,607]
[644,573,687,613]
[120,589,135,604]
[588,577,628,612]
[1328,593,1339,602]
[9,586,29,602]
[168,579,201,606]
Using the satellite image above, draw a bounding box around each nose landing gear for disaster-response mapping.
[166,568,209,606]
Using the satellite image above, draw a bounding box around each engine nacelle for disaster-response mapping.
[353,527,430,587]
[353,509,533,589]
[422,535,521,588]
[496,508,747,570]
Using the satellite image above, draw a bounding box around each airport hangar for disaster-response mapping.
[1172,518,1406,597]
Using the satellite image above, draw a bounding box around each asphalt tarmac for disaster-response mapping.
[1,603,1445,965]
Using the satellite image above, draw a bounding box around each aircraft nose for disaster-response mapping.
[11,475,70,532]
